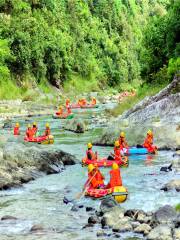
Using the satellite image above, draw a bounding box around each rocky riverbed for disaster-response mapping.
[0,136,77,190]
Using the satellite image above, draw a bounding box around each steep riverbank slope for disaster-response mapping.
[96,75,180,150]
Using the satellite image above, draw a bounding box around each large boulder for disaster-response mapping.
[147,224,173,240]
[152,205,177,225]
[100,196,118,213]
[0,142,77,189]
[161,179,180,192]
[64,118,88,133]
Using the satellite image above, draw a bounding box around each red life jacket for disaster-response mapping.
[26,128,34,139]
[86,149,96,160]
[14,127,20,135]
[44,127,50,136]
[109,169,122,187]
[119,137,128,149]
[114,147,121,161]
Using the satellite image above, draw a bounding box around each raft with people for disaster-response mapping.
[83,163,128,203]
[82,156,128,167]
[66,98,98,109]
[24,135,54,144]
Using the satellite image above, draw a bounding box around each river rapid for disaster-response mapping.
[0,104,179,240]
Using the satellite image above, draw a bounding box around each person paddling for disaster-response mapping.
[44,123,51,136]
[25,124,34,139]
[86,143,97,161]
[84,164,105,189]
[143,130,157,152]
[32,122,38,137]
[91,97,96,105]
[14,122,20,135]
[106,163,122,188]
[56,106,63,116]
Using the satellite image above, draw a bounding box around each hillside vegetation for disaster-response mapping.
[0,0,179,99]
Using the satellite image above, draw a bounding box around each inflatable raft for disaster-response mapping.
[24,135,54,144]
[53,113,74,119]
[125,146,157,155]
[70,104,81,109]
[82,157,128,168]
[85,186,128,203]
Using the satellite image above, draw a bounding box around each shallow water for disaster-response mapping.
[0,104,179,240]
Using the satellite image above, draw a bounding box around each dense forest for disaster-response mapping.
[0,0,179,98]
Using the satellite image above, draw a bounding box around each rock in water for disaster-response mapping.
[152,205,177,225]
[100,196,118,213]
[161,179,180,192]
[147,224,173,240]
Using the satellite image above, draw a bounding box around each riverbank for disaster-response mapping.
[0,135,77,190]
[95,75,180,150]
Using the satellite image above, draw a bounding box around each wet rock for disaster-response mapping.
[86,207,95,212]
[124,209,137,219]
[64,118,87,133]
[71,205,79,212]
[102,207,126,228]
[160,164,172,172]
[88,216,99,224]
[1,215,18,221]
[131,221,141,229]
[161,179,180,192]
[112,220,132,233]
[134,223,152,235]
[173,228,180,240]
[136,210,147,223]
[96,230,108,237]
[2,120,13,129]
[152,205,177,225]
[95,210,104,217]
[147,224,173,240]
[172,156,180,172]
[30,224,44,232]
[100,196,118,213]
[173,213,180,228]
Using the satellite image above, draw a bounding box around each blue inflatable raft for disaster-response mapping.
[127,147,148,155]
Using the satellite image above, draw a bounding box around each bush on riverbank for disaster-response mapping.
[108,83,167,117]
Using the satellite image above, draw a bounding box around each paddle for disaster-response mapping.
[75,170,98,200]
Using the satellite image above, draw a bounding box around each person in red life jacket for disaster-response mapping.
[32,122,38,137]
[106,163,122,189]
[66,104,72,114]
[86,143,97,161]
[56,106,63,116]
[44,123,51,136]
[25,124,34,139]
[14,122,20,135]
[66,99,70,107]
[143,130,157,153]
[81,98,87,106]
[85,164,105,189]
[91,97,96,105]
[119,132,128,155]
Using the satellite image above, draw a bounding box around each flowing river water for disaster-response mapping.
[0,104,179,240]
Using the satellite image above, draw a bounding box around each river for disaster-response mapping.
[0,104,179,240]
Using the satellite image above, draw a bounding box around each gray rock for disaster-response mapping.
[30,224,44,232]
[112,222,133,233]
[100,196,118,213]
[173,228,180,240]
[161,179,180,192]
[147,224,173,240]
[134,223,152,235]
[131,221,141,229]
[152,205,177,225]
[64,118,87,133]
[88,216,99,224]
[1,215,18,221]
[102,208,126,228]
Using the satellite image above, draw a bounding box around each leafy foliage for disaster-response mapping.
[0,0,178,99]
